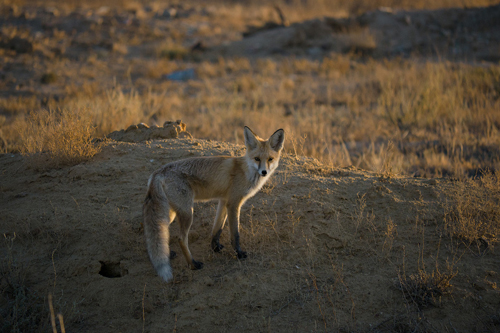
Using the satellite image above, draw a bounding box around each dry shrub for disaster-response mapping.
[256,58,277,75]
[357,141,406,174]
[219,57,252,75]
[396,265,457,309]
[319,54,351,79]
[234,75,257,92]
[291,58,319,74]
[1,234,49,332]
[147,40,189,60]
[197,60,226,79]
[444,172,500,248]
[18,108,101,169]
[0,267,48,333]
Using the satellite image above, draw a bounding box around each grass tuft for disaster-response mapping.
[17,108,102,169]
[444,171,500,250]
[396,265,457,309]
[1,234,49,332]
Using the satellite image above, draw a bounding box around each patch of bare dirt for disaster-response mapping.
[1,129,499,331]
[217,5,500,60]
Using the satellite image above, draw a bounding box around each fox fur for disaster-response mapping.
[143,126,285,282]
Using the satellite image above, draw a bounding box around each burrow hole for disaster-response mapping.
[99,261,128,278]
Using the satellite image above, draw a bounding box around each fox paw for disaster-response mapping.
[191,260,204,270]
[212,242,224,253]
[169,251,177,259]
[236,250,247,259]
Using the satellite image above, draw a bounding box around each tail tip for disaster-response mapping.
[157,264,173,283]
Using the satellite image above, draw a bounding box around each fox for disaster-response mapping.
[143,126,285,282]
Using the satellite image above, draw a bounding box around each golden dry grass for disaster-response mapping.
[396,265,457,309]
[17,108,102,169]
[2,57,499,176]
[0,0,498,175]
[444,172,500,249]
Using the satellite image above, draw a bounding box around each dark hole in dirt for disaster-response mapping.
[99,261,128,278]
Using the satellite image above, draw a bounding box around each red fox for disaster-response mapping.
[143,126,285,282]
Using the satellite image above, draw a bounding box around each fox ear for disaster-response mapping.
[269,129,285,152]
[244,126,258,150]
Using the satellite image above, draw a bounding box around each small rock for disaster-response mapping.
[178,132,193,139]
[107,121,191,142]
[164,68,196,81]
[125,124,138,132]
[307,47,322,56]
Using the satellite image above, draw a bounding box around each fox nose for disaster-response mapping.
[261,170,267,176]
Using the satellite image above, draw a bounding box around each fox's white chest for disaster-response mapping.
[244,172,272,201]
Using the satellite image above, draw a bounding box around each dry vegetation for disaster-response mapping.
[1,0,500,332]
[17,108,101,169]
[2,56,500,175]
[0,0,499,176]
[0,0,498,175]
[444,172,500,250]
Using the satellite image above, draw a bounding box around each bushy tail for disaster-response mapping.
[143,176,173,282]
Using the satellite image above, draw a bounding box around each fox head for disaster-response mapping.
[244,126,285,178]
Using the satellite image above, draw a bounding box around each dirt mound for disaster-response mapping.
[1,132,499,331]
[217,4,500,60]
[106,120,192,142]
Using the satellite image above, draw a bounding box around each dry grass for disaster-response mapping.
[444,172,500,251]
[396,265,457,309]
[1,1,499,175]
[1,234,49,332]
[16,108,102,169]
[3,57,499,176]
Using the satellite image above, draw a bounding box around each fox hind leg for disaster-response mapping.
[211,200,227,252]
[168,208,177,259]
[177,208,204,270]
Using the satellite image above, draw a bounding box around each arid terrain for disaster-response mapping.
[2,127,499,332]
[1,0,500,332]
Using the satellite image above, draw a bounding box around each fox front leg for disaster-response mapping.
[211,200,227,252]
[227,202,247,259]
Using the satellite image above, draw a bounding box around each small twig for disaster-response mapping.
[58,313,66,333]
[48,293,57,333]
[274,6,289,27]
[52,248,57,289]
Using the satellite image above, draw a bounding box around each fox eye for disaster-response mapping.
[254,157,260,162]
[268,158,273,162]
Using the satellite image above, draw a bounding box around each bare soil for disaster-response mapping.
[217,5,500,60]
[1,132,499,332]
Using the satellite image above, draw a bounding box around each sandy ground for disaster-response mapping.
[1,2,500,331]
[1,129,499,332]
